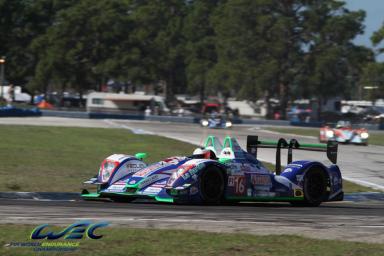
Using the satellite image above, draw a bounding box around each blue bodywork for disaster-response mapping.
[200,117,231,129]
[0,106,41,117]
[82,136,343,205]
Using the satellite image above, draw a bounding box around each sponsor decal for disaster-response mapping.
[4,221,109,253]
[240,164,251,172]
[181,164,204,180]
[134,164,162,177]
[296,175,304,186]
[228,176,235,187]
[142,186,162,194]
[126,163,146,169]
[31,221,109,240]
[138,174,168,189]
[152,180,167,187]
[294,189,304,197]
[105,184,125,192]
[254,191,270,197]
[190,186,199,195]
[228,163,245,175]
[287,163,303,168]
[251,174,272,187]
[283,168,292,173]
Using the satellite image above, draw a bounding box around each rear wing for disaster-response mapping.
[246,135,338,175]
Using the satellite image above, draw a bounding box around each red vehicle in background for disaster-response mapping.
[202,102,221,115]
[319,121,369,145]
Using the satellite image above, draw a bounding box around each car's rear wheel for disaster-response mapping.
[199,166,225,204]
[291,167,328,207]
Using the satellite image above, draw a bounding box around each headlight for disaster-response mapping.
[360,132,369,139]
[225,121,232,128]
[100,161,117,183]
[326,130,334,137]
[201,120,209,126]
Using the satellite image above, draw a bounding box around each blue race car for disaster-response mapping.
[82,135,342,206]
[200,114,232,129]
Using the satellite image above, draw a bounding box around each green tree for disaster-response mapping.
[183,0,220,103]
[129,0,187,102]
[212,0,305,118]
[30,0,134,100]
[301,0,370,117]
[360,23,384,101]
[0,0,75,89]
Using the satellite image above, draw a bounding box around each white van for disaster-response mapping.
[86,92,169,114]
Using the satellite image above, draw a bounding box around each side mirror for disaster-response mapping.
[218,158,231,164]
[135,152,147,160]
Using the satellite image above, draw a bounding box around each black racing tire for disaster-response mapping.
[291,167,328,207]
[199,166,225,204]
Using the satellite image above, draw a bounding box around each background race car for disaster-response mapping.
[320,120,369,145]
[82,135,342,207]
[200,114,232,129]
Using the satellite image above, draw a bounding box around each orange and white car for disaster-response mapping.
[319,121,369,145]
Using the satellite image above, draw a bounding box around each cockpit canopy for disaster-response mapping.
[336,120,351,128]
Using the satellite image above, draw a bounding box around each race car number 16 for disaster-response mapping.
[234,176,245,195]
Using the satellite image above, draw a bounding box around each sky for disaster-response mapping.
[345,0,384,61]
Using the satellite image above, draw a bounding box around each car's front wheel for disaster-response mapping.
[199,166,225,204]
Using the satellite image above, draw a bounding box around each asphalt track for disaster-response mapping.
[1,117,384,243]
[1,198,384,243]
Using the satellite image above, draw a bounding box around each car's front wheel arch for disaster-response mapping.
[198,164,227,204]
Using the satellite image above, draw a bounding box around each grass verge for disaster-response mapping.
[1,225,384,256]
[0,125,195,192]
[264,126,384,146]
[0,125,377,193]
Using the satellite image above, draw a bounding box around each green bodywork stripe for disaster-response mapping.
[298,143,327,149]
[155,197,174,203]
[219,158,231,164]
[226,196,304,202]
[259,140,327,149]
[258,140,280,146]
[223,136,233,149]
[204,135,216,148]
[81,193,101,198]
[125,180,143,188]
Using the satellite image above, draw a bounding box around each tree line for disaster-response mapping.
[1,0,383,117]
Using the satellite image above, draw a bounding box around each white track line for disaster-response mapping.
[343,177,384,191]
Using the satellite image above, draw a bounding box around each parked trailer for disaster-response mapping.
[86,92,169,114]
